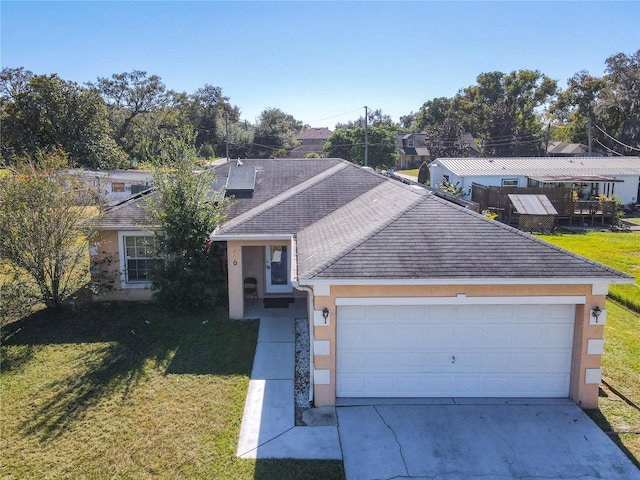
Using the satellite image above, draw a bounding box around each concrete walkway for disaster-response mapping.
[236,316,341,459]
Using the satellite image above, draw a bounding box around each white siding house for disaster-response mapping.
[429,157,640,206]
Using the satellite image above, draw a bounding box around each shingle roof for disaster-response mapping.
[297,191,630,281]
[547,141,588,156]
[432,156,640,177]
[213,158,630,283]
[98,190,156,230]
[296,182,425,278]
[285,144,325,158]
[296,128,332,140]
[216,160,386,235]
[99,157,631,283]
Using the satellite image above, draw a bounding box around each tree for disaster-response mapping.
[324,126,397,168]
[0,67,34,105]
[437,179,465,197]
[412,97,452,131]
[550,71,605,146]
[0,148,103,310]
[413,70,557,157]
[0,71,127,168]
[89,70,180,162]
[143,134,229,310]
[252,108,303,157]
[549,50,639,154]
[424,113,469,158]
[598,50,640,152]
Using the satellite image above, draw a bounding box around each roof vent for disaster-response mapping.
[226,166,256,198]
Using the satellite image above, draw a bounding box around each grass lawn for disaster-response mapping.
[395,168,419,176]
[1,303,344,479]
[537,231,640,312]
[537,231,640,467]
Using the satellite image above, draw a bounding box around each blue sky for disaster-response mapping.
[2,1,639,128]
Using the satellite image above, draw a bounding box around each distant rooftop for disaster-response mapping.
[296,128,332,140]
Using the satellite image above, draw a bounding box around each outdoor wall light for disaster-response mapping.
[322,307,329,324]
[591,306,602,323]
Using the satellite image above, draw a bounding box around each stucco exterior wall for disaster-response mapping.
[309,283,606,409]
[226,239,304,319]
[90,230,153,302]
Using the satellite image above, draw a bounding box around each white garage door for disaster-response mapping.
[337,303,575,398]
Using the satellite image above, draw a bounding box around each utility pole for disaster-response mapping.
[587,109,593,156]
[364,105,369,167]
[225,110,230,161]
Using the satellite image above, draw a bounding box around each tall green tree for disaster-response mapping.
[0,71,127,168]
[324,126,397,168]
[550,71,605,145]
[0,148,103,310]
[412,70,557,156]
[252,108,303,157]
[598,50,640,152]
[89,70,180,162]
[144,134,229,310]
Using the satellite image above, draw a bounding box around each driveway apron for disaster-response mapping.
[337,400,640,480]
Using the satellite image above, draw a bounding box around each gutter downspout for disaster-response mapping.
[293,282,315,407]
[290,234,315,406]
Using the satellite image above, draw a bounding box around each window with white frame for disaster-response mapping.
[501,179,519,187]
[119,233,162,287]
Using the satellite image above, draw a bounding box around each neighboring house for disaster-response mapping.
[547,141,590,157]
[74,169,153,202]
[286,127,332,158]
[396,133,430,169]
[429,156,640,206]
[91,158,632,409]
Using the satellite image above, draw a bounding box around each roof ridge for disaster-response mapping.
[216,162,349,234]
[300,182,425,278]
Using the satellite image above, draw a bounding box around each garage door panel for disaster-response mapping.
[481,326,512,347]
[545,304,575,318]
[395,327,425,347]
[491,304,515,319]
[366,305,397,319]
[337,303,575,398]
[512,326,543,346]
[455,326,484,346]
[457,305,480,320]
[425,326,454,345]
[366,326,395,347]
[396,352,422,369]
[543,325,574,346]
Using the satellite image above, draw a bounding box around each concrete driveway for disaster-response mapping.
[337,399,639,480]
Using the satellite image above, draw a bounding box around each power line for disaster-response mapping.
[595,139,624,156]
[307,107,364,125]
[594,124,640,152]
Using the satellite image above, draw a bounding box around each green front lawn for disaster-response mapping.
[395,168,419,176]
[537,231,640,466]
[0,304,344,479]
[537,231,640,312]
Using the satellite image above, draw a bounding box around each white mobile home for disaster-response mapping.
[429,156,640,207]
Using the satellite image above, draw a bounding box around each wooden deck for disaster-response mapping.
[472,183,617,228]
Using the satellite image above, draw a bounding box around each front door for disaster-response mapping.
[265,245,292,293]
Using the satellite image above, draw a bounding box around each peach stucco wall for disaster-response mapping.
[310,283,606,409]
[226,239,304,319]
[91,230,153,302]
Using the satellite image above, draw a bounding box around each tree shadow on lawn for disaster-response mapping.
[586,388,640,469]
[1,302,258,441]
